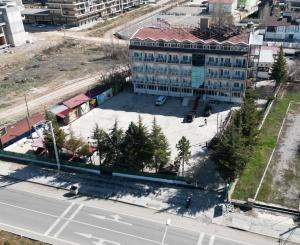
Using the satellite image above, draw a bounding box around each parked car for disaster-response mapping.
[155,96,167,106]
[204,104,212,117]
[70,184,79,195]
[185,110,196,123]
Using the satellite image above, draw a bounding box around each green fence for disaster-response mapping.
[0,150,186,182]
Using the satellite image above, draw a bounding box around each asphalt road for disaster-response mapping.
[0,187,256,245]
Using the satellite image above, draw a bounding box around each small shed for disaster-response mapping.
[62,94,90,123]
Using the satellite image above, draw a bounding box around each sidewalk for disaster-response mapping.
[0,160,300,244]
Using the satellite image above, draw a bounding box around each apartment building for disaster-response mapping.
[44,0,141,26]
[129,26,252,103]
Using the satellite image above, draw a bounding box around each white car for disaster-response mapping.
[70,184,79,195]
[155,96,167,106]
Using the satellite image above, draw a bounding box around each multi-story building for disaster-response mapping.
[44,0,141,26]
[129,25,252,103]
[208,0,237,15]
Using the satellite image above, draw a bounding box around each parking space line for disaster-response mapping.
[45,202,75,236]
[54,204,83,238]
[209,235,215,245]
[197,232,204,245]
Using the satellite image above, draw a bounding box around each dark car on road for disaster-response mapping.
[185,110,196,123]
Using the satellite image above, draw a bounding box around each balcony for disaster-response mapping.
[168,59,179,64]
[232,63,246,68]
[180,60,192,65]
[232,75,245,80]
[144,58,154,62]
[132,57,142,62]
[155,58,167,63]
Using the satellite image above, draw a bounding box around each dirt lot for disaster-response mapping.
[0,38,128,121]
[64,90,233,173]
[259,102,300,209]
[0,230,48,245]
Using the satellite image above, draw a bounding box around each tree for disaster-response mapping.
[211,125,248,181]
[104,119,124,167]
[271,46,288,85]
[43,122,66,156]
[121,116,154,171]
[78,143,94,164]
[176,136,191,176]
[92,124,109,165]
[64,132,84,157]
[149,117,170,173]
[237,89,259,145]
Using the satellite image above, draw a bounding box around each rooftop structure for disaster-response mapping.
[129,26,254,103]
[208,0,237,14]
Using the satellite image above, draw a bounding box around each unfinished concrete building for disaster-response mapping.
[0,0,26,47]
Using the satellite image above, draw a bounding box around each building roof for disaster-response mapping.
[265,16,291,27]
[0,113,45,145]
[259,49,274,63]
[209,0,235,4]
[57,108,72,118]
[63,94,90,109]
[85,84,111,98]
[131,27,250,44]
[131,27,200,42]
[49,104,69,115]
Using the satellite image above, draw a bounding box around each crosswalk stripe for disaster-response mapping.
[209,235,215,245]
[197,232,204,245]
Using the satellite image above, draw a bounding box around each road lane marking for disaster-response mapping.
[75,232,120,245]
[209,235,215,245]
[44,202,75,236]
[67,218,163,244]
[0,221,78,245]
[54,204,83,238]
[89,214,132,226]
[197,232,204,245]
[0,201,57,218]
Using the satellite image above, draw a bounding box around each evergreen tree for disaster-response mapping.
[92,124,109,165]
[211,125,248,181]
[43,122,66,156]
[271,46,288,85]
[150,117,170,173]
[176,136,191,176]
[238,89,259,145]
[121,117,154,171]
[104,119,124,167]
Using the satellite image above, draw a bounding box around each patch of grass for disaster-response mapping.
[233,86,300,200]
[0,230,49,245]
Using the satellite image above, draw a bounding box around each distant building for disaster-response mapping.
[264,16,300,49]
[129,24,255,103]
[0,0,26,47]
[24,0,142,26]
[208,0,237,15]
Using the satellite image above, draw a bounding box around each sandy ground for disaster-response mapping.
[63,90,233,172]
[266,102,300,208]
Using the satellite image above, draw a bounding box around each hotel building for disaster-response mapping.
[129,25,252,103]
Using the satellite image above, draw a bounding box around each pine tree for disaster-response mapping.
[104,119,124,167]
[176,136,191,176]
[121,117,154,171]
[43,122,66,156]
[238,89,259,145]
[92,124,108,165]
[150,117,170,173]
[211,125,248,182]
[271,46,288,85]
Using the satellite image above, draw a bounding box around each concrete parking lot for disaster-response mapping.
[66,90,234,168]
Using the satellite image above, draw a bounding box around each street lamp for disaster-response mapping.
[161,219,171,245]
[46,121,61,172]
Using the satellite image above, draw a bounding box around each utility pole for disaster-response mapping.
[48,121,61,171]
[24,94,32,139]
